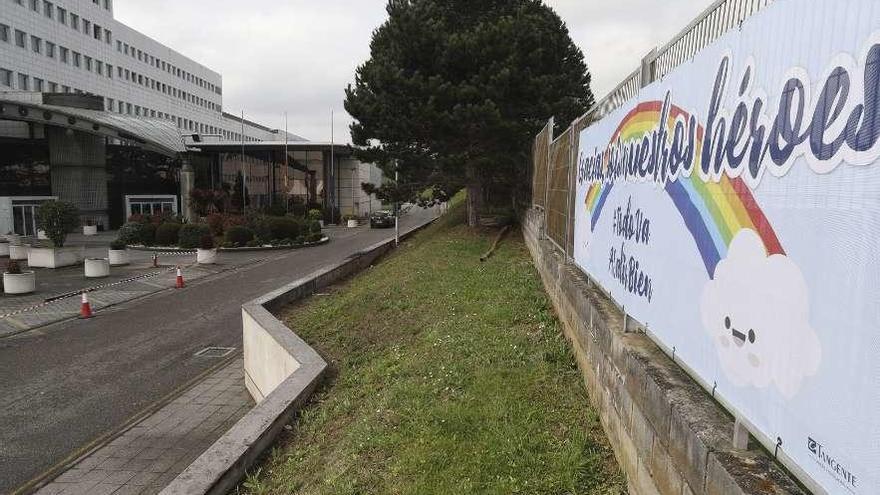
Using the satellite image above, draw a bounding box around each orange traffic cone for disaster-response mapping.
[175,266,185,289]
[80,292,93,319]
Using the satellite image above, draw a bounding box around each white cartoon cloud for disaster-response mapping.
[701,230,821,399]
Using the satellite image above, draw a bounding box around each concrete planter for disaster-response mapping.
[6,234,22,246]
[108,249,129,266]
[197,248,218,265]
[28,247,81,268]
[83,225,98,236]
[346,219,359,228]
[37,230,49,240]
[0,242,8,258]
[84,258,110,278]
[3,271,36,295]
[9,244,29,261]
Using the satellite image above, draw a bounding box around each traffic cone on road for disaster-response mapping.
[175,266,185,289]
[80,292,93,319]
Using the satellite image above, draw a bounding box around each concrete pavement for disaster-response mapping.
[0,208,438,494]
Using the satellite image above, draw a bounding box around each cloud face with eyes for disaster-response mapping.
[701,230,822,399]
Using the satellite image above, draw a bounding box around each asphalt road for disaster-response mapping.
[0,208,438,494]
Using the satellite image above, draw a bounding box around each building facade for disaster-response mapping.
[0,0,383,235]
[0,0,302,142]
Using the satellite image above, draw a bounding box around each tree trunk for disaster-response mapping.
[466,181,483,227]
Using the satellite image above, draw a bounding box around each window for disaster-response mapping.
[0,24,8,43]
[46,41,55,58]
[15,30,26,48]
[104,0,111,10]
[29,0,38,11]
[33,77,43,91]
[57,7,66,24]
[123,43,128,55]
[44,1,53,18]
[95,60,102,73]
[117,66,122,77]
[71,14,79,30]
[72,51,81,67]
[18,73,29,90]
[106,64,112,78]
[48,81,57,92]
[84,56,92,72]
[104,29,111,44]
[0,69,12,87]
[31,36,41,54]
[116,40,122,52]
[61,85,69,92]
[83,19,91,35]
[93,25,101,40]
[59,46,68,63]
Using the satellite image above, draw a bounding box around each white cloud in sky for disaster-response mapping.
[114,0,712,143]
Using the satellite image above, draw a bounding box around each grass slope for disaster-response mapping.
[240,201,624,495]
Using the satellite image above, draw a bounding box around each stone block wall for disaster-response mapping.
[521,208,806,495]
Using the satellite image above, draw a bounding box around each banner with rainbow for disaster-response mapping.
[570,1,880,492]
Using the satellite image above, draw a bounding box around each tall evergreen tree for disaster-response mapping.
[345,0,593,225]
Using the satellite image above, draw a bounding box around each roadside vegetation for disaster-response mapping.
[239,198,624,495]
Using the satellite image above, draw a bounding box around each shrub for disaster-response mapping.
[295,235,305,245]
[222,214,246,231]
[246,239,261,248]
[306,232,323,243]
[199,234,215,250]
[206,213,225,236]
[225,226,254,247]
[117,222,143,245]
[6,259,22,274]
[246,215,272,243]
[178,224,211,249]
[267,200,287,217]
[281,238,294,246]
[110,239,127,250]
[267,217,300,240]
[141,223,157,246]
[155,223,182,246]
[35,200,79,247]
[308,209,323,222]
[309,220,322,233]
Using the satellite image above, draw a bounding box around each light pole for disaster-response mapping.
[394,163,400,247]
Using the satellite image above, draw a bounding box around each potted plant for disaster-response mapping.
[37,229,50,240]
[344,214,359,228]
[3,259,35,295]
[108,239,128,266]
[196,234,218,264]
[83,219,98,236]
[30,201,82,269]
[84,257,110,278]
[308,209,324,228]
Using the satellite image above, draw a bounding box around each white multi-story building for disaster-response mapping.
[0,0,299,142]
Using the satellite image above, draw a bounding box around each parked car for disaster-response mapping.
[370,210,395,228]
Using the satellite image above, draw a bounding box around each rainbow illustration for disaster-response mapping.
[584,101,785,278]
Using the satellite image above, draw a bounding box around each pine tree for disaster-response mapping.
[346,0,593,225]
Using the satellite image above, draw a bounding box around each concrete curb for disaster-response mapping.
[160,215,439,495]
[127,236,330,253]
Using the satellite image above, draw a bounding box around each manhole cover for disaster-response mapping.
[194,347,236,358]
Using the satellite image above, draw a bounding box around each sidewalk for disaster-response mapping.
[35,358,252,495]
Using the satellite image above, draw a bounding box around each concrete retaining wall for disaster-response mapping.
[161,218,436,495]
[521,208,805,495]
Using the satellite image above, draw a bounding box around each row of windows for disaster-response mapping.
[1,24,220,113]
[2,23,116,76]
[115,39,220,96]
[1,68,260,143]
[12,0,113,45]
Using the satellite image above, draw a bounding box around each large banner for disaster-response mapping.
[573,1,879,493]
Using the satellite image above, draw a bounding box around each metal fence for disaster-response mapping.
[545,128,571,250]
[531,121,552,209]
[531,0,777,256]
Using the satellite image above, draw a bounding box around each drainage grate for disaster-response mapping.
[194,347,236,358]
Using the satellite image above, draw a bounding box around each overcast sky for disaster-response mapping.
[114,0,711,143]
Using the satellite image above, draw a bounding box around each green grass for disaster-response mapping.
[239,197,625,495]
